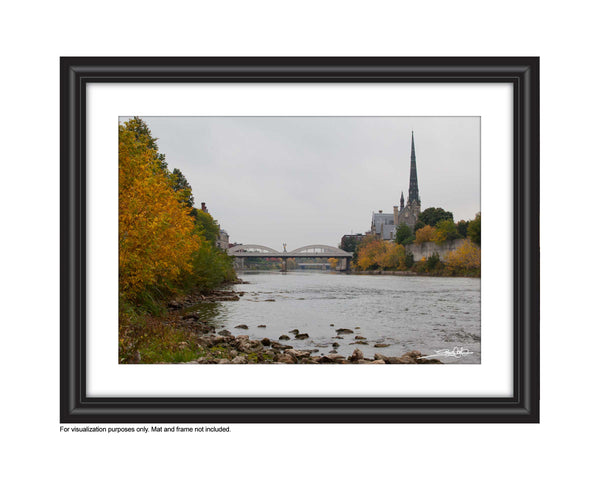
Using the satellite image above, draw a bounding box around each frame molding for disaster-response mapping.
[60,57,539,423]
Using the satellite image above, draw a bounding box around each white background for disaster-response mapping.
[1,1,598,479]
[87,83,511,398]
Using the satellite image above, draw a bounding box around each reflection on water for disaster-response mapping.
[191,271,481,364]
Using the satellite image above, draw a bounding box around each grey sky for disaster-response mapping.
[123,116,480,249]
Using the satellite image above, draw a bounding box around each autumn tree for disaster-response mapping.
[122,116,169,172]
[445,239,481,274]
[328,257,339,270]
[434,219,460,244]
[415,225,437,244]
[119,126,201,301]
[355,237,405,271]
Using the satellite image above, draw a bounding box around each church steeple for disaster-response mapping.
[408,131,420,205]
[400,191,405,209]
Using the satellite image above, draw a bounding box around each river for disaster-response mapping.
[193,271,481,364]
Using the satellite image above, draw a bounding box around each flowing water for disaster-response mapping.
[193,271,481,364]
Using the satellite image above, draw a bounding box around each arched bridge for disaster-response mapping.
[228,244,352,258]
[227,244,352,271]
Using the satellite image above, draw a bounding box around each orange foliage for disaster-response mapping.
[415,225,437,244]
[328,257,339,269]
[119,127,202,300]
[356,237,405,270]
[445,240,481,271]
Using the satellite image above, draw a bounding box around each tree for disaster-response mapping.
[457,220,469,238]
[192,208,220,244]
[340,235,363,253]
[170,168,195,209]
[417,207,454,228]
[119,126,201,301]
[122,117,169,172]
[434,219,460,244]
[445,239,481,273]
[328,258,339,270]
[415,225,437,244]
[355,237,405,271]
[467,213,481,246]
[394,223,414,245]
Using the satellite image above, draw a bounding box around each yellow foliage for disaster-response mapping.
[356,238,405,271]
[415,225,437,244]
[445,240,481,271]
[119,127,201,300]
[328,257,339,269]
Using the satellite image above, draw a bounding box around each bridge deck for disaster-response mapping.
[228,252,352,258]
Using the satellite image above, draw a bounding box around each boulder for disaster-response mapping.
[336,328,354,335]
[349,349,364,362]
[318,354,345,364]
[235,324,249,329]
[374,343,390,348]
[278,335,290,341]
[257,324,266,328]
[295,333,309,340]
[261,338,271,346]
[274,353,295,364]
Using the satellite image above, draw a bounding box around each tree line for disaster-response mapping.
[345,207,481,276]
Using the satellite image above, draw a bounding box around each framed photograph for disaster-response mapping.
[61,57,539,423]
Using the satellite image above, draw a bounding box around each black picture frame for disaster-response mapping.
[60,57,539,423]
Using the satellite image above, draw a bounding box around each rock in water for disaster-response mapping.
[349,349,364,362]
[295,333,309,340]
[235,324,249,329]
[336,328,354,335]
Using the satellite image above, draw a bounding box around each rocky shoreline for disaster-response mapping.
[163,288,443,365]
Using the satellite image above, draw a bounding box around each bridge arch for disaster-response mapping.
[228,244,281,254]
[288,244,351,256]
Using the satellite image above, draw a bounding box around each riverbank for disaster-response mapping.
[121,288,443,365]
[348,269,480,278]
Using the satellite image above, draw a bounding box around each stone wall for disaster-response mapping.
[406,238,467,261]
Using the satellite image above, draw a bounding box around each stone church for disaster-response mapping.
[371,131,421,240]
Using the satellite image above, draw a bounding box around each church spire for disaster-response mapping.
[408,131,420,205]
[400,191,405,209]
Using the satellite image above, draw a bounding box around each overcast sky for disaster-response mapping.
[122,116,480,250]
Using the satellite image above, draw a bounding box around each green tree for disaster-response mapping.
[193,208,220,244]
[434,219,460,244]
[457,220,469,238]
[170,168,194,209]
[340,235,363,253]
[467,213,481,246]
[405,251,414,268]
[417,207,454,228]
[394,223,414,245]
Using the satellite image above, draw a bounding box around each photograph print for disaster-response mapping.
[119,116,481,366]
